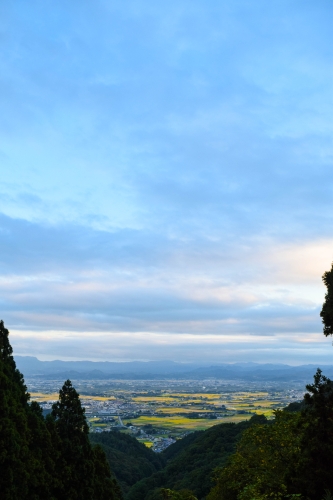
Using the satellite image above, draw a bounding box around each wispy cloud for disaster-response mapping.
[0,0,332,361]
[0,212,330,362]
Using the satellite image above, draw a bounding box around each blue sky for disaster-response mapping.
[1,0,333,363]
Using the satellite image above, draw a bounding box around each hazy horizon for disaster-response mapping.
[13,354,333,368]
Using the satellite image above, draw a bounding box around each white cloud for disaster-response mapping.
[1,0,333,362]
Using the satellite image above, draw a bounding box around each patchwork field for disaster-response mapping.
[28,379,303,448]
[30,392,116,402]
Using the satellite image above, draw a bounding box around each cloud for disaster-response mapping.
[10,329,332,365]
[0,213,329,362]
[0,1,332,361]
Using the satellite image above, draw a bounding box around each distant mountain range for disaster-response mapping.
[14,356,333,382]
[15,357,201,377]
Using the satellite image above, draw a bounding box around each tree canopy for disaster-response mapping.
[320,262,333,336]
[90,429,165,494]
[0,320,122,500]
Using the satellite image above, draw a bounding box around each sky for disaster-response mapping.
[1,0,333,364]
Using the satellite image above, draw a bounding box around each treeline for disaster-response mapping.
[207,370,333,500]
[98,371,333,500]
[90,411,266,500]
[0,320,122,500]
[126,416,266,500]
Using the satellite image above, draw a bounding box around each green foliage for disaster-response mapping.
[50,379,123,500]
[207,411,302,500]
[92,444,124,500]
[291,369,333,500]
[320,262,333,336]
[140,487,198,500]
[0,321,122,500]
[0,320,31,499]
[160,488,198,499]
[0,320,60,499]
[26,401,59,499]
[127,416,262,500]
[283,401,305,413]
[52,379,90,438]
[90,430,165,494]
[207,369,333,500]
[51,380,96,499]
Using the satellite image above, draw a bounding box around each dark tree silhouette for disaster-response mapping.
[51,380,97,499]
[0,321,122,500]
[52,379,89,439]
[0,320,31,499]
[293,369,333,499]
[320,262,333,336]
[51,379,122,500]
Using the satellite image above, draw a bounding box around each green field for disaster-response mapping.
[123,414,254,431]
[31,388,288,438]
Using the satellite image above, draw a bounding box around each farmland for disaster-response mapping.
[27,377,304,449]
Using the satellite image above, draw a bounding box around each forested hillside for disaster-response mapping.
[126,415,267,500]
[206,369,333,500]
[89,431,165,494]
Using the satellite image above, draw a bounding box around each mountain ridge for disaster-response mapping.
[15,356,333,381]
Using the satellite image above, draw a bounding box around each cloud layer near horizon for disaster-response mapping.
[1,0,333,363]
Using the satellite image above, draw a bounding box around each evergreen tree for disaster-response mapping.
[92,443,124,500]
[26,401,58,500]
[51,379,122,500]
[160,489,198,500]
[0,320,31,499]
[207,411,302,500]
[320,262,333,336]
[289,369,333,500]
[0,321,122,499]
[0,320,58,499]
[51,379,95,499]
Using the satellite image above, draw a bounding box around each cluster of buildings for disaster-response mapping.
[152,437,176,452]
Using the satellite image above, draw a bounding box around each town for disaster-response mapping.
[27,377,304,451]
